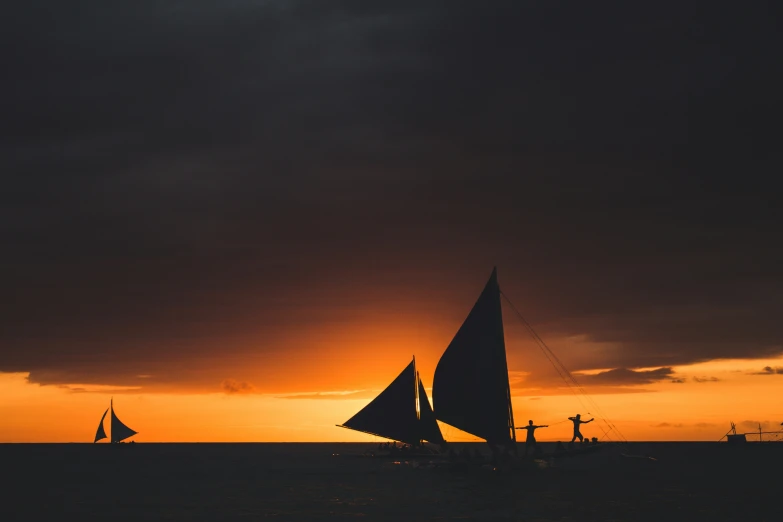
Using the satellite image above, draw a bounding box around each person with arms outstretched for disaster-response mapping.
[568,413,593,445]
[515,420,548,456]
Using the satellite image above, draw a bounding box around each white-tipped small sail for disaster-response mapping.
[110,398,137,443]
[417,374,445,445]
[94,408,108,443]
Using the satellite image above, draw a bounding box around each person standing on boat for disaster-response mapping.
[516,420,548,456]
[568,414,594,444]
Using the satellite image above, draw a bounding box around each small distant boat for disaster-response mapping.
[722,421,782,444]
[337,356,445,456]
[93,398,138,443]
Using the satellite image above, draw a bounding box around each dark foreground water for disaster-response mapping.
[1,442,779,521]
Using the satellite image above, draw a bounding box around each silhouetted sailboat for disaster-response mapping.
[337,356,445,453]
[93,398,137,443]
[432,267,610,464]
[433,267,517,453]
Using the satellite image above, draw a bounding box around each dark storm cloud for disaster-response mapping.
[750,366,783,375]
[572,367,675,386]
[739,420,776,431]
[692,376,720,383]
[1,1,782,388]
[221,379,256,395]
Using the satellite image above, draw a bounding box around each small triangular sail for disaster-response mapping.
[339,359,420,445]
[433,267,516,446]
[110,399,138,443]
[417,375,445,444]
[94,408,108,443]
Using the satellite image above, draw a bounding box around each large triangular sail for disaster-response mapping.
[433,267,516,447]
[94,408,108,443]
[110,398,138,443]
[338,358,444,445]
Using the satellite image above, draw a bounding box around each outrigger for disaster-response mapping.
[720,421,783,444]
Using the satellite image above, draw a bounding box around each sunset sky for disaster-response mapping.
[1,2,781,442]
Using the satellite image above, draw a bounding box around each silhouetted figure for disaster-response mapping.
[568,414,594,445]
[591,437,598,444]
[516,420,549,456]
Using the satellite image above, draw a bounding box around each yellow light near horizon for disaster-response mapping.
[3,353,783,443]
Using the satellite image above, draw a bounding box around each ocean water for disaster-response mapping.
[1,442,778,521]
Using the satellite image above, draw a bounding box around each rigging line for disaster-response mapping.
[501,291,586,403]
[530,334,627,443]
[507,317,618,442]
[510,312,611,438]
[507,330,624,443]
[501,290,596,413]
[502,294,585,400]
[510,308,626,443]
[501,291,628,443]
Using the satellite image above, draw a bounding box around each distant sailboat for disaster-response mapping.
[337,356,445,450]
[94,398,138,443]
[433,267,517,453]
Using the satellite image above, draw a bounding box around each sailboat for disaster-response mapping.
[93,398,138,443]
[432,267,607,463]
[337,356,445,456]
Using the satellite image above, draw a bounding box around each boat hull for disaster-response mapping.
[349,450,445,460]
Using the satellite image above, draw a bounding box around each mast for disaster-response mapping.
[414,355,420,423]
[497,270,517,449]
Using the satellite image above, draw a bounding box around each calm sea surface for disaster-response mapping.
[1,442,778,521]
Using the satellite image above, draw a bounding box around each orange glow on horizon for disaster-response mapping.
[3,354,783,443]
